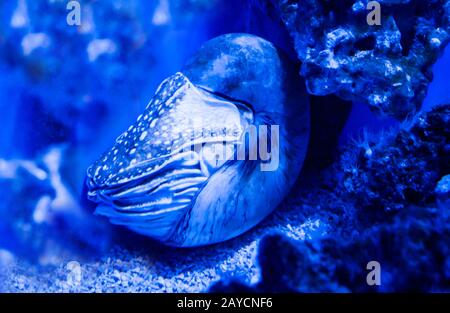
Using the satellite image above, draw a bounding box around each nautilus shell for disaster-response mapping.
[86,34,310,247]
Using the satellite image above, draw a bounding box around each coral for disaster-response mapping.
[211,104,450,293]
[339,104,449,223]
[264,0,450,118]
[436,174,450,211]
[232,204,450,292]
[0,146,112,262]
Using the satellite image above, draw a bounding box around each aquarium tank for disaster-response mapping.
[0,0,449,294]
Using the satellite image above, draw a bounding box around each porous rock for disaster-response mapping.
[263,0,450,118]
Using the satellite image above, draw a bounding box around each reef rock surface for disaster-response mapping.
[212,104,450,292]
[263,0,450,118]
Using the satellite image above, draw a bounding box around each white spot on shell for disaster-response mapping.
[139,131,148,141]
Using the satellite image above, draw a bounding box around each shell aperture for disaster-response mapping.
[87,34,310,247]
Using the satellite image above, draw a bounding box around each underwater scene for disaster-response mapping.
[0,0,449,293]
